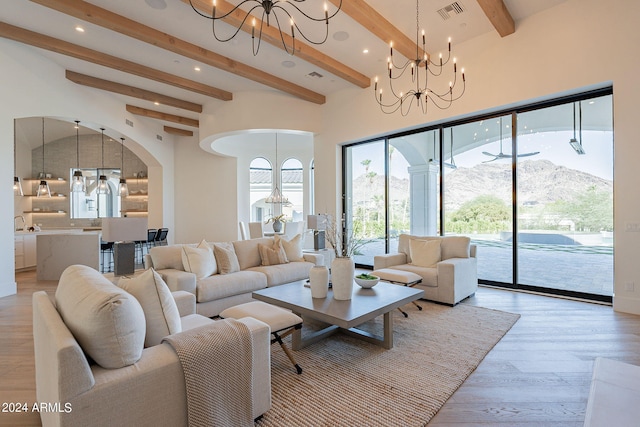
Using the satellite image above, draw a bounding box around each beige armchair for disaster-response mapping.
[33,265,271,427]
[373,234,478,305]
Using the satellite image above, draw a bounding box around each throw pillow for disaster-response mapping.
[213,242,240,274]
[55,265,145,369]
[119,268,182,347]
[409,238,441,268]
[259,240,289,266]
[275,233,305,262]
[181,240,217,278]
[149,245,185,270]
[441,236,471,260]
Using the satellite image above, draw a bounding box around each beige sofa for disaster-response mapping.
[145,236,321,317]
[373,234,478,305]
[33,265,271,427]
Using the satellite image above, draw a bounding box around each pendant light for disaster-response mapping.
[569,101,586,155]
[70,120,86,193]
[97,128,110,195]
[118,137,129,197]
[265,132,290,205]
[36,118,51,198]
[13,119,23,196]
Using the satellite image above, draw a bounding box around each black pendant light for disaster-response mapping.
[118,137,129,197]
[97,128,110,195]
[70,120,86,193]
[36,118,51,198]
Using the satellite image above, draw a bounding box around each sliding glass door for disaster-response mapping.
[342,88,613,301]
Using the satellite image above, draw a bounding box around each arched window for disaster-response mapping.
[249,157,272,222]
[281,158,303,222]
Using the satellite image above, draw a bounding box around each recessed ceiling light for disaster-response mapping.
[144,0,167,10]
[154,102,160,106]
[362,49,369,54]
[281,60,296,68]
[194,66,201,72]
[75,26,85,33]
[333,31,349,41]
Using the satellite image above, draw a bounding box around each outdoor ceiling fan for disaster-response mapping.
[482,117,539,163]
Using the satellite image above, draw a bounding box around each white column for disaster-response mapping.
[408,163,438,236]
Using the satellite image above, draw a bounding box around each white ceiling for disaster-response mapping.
[3,0,567,141]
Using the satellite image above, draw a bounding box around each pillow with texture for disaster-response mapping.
[275,234,304,262]
[119,268,182,347]
[181,239,217,278]
[55,265,145,369]
[149,245,184,270]
[259,240,289,266]
[213,242,240,274]
[409,239,441,268]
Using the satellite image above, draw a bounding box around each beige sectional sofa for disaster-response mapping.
[145,236,321,317]
[33,265,271,427]
[373,234,478,305]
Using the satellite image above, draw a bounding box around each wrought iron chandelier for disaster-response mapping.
[188,0,342,56]
[374,0,466,116]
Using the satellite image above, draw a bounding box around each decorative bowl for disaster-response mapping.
[354,274,380,288]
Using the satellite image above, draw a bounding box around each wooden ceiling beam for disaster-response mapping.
[0,22,231,100]
[66,70,203,113]
[126,105,199,128]
[185,0,371,89]
[476,0,515,37]
[164,126,194,137]
[327,0,426,62]
[30,0,327,104]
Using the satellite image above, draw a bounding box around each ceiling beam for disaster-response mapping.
[0,22,232,101]
[126,105,199,128]
[66,70,203,113]
[476,0,515,37]
[164,126,194,137]
[327,0,426,62]
[30,0,327,104]
[185,0,371,89]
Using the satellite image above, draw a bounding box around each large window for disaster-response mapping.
[70,168,121,219]
[343,89,613,301]
[249,157,272,222]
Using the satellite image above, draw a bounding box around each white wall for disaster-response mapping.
[315,0,640,314]
[0,39,176,298]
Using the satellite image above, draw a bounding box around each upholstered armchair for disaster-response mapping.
[373,234,478,305]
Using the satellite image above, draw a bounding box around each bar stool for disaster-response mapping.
[154,228,168,246]
[100,241,114,273]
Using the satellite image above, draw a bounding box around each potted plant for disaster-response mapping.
[265,213,287,232]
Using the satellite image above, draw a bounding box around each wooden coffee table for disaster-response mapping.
[252,281,423,350]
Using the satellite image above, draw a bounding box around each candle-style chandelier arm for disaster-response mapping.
[189,0,341,55]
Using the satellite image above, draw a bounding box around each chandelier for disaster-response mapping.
[265,133,290,205]
[188,0,342,56]
[374,0,466,116]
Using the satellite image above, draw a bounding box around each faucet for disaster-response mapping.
[14,215,26,232]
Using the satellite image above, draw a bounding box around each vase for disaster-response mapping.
[309,265,329,298]
[272,220,282,233]
[331,257,355,300]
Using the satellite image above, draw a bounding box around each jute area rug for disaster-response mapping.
[256,301,520,427]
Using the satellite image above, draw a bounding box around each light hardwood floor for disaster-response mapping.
[2,271,639,426]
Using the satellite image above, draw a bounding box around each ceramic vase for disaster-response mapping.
[272,220,282,233]
[309,265,329,298]
[331,257,355,300]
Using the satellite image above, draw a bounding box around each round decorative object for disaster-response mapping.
[309,265,329,298]
[354,275,380,288]
[272,220,282,233]
[331,257,355,300]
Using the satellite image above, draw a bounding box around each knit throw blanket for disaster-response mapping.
[164,319,254,427]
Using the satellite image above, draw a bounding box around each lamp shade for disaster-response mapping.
[307,214,328,230]
[101,217,148,242]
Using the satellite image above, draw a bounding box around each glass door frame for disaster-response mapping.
[342,86,613,303]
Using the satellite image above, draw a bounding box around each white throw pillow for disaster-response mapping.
[409,239,442,268]
[181,239,217,278]
[149,245,184,270]
[276,234,304,262]
[213,242,241,274]
[55,265,145,369]
[259,240,289,266]
[441,236,471,260]
[119,268,182,347]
